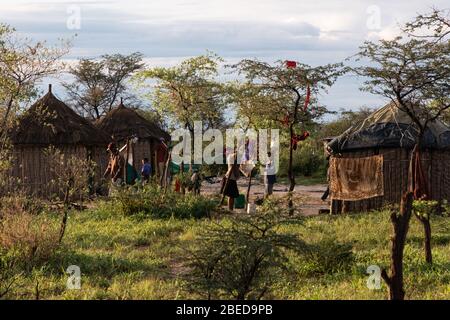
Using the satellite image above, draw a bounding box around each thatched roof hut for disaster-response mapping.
[96,100,170,142]
[96,100,170,175]
[327,101,450,214]
[7,85,109,197]
[11,86,109,146]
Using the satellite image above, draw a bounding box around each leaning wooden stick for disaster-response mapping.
[163,152,171,193]
[245,168,255,211]
[218,176,230,207]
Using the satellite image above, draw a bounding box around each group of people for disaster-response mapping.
[103,138,168,188]
[103,138,277,211]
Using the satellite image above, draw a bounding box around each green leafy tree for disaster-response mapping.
[355,8,450,299]
[317,107,375,140]
[63,52,144,119]
[136,53,228,176]
[0,24,70,146]
[137,53,227,132]
[231,59,345,213]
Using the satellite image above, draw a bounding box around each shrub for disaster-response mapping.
[278,139,326,178]
[299,237,354,275]
[183,200,309,300]
[0,194,47,217]
[113,183,216,219]
[413,199,439,219]
[0,206,60,271]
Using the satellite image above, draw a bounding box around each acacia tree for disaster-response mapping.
[136,53,228,174]
[63,52,144,120]
[0,24,70,148]
[355,9,450,299]
[231,60,344,214]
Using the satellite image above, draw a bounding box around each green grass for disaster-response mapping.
[3,202,450,300]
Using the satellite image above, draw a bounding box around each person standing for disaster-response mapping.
[223,150,241,211]
[141,157,152,184]
[104,142,125,188]
[264,151,276,198]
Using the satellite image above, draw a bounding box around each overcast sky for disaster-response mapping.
[1,0,448,114]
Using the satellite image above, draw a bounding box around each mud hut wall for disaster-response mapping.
[431,150,450,202]
[130,140,153,173]
[330,148,435,214]
[7,145,88,197]
[90,146,109,185]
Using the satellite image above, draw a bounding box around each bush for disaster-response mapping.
[0,194,47,217]
[183,200,309,300]
[278,139,327,178]
[413,199,439,219]
[0,208,60,270]
[113,183,216,219]
[299,237,354,275]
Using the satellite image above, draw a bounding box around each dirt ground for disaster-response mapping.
[201,177,330,216]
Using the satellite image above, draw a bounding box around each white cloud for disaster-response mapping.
[1,0,448,111]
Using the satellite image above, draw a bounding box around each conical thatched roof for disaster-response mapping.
[328,101,450,152]
[10,85,109,146]
[96,101,170,142]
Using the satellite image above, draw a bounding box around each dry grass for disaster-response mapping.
[0,198,59,268]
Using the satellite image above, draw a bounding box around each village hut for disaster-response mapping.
[327,101,450,214]
[95,100,170,176]
[8,85,109,197]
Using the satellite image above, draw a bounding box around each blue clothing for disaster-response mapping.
[141,163,152,176]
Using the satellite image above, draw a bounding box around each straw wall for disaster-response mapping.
[5,145,107,198]
[330,147,449,214]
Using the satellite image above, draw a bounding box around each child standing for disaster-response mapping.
[141,158,152,184]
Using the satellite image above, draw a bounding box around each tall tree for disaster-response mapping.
[355,9,450,299]
[63,52,144,120]
[0,23,70,151]
[136,53,227,172]
[231,60,344,214]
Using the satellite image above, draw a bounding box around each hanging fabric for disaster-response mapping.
[303,85,311,111]
[329,155,384,201]
[413,148,429,200]
[282,115,290,127]
[292,131,310,150]
[286,60,297,69]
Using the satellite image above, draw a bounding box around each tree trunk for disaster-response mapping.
[417,216,432,264]
[288,124,295,215]
[58,185,71,244]
[381,191,414,300]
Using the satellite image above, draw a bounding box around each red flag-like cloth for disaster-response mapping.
[292,131,310,150]
[413,149,429,200]
[286,60,297,69]
[303,85,311,111]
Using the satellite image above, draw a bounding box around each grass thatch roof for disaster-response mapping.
[96,101,170,142]
[329,101,450,152]
[10,86,109,146]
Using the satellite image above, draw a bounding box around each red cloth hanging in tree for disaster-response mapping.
[286,60,297,69]
[413,149,429,200]
[282,115,290,127]
[303,85,311,111]
[291,131,310,150]
[175,178,181,192]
